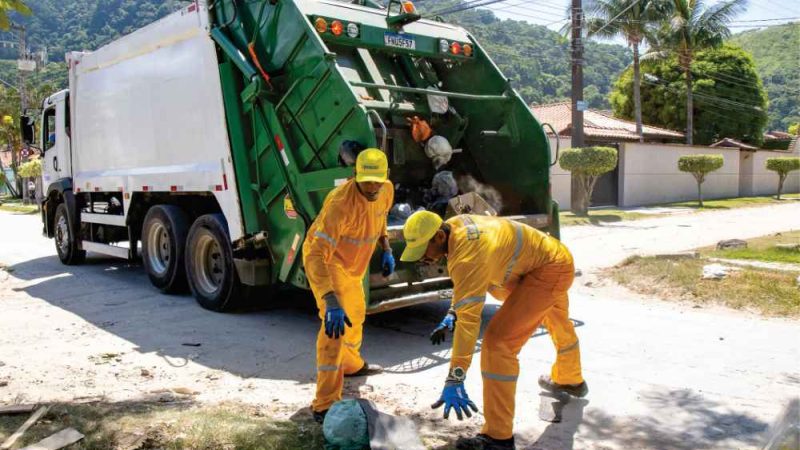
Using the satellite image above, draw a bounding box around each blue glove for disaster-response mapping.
[381,249,396,277]
[431,381,479,420]
[430,310,456,345]
[323,293,352,339]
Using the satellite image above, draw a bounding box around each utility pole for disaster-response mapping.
[11,24,30,202]
[570,0,584,149]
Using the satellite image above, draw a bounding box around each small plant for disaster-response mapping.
[766,157,800,200]
[559,146,618,216]
[678,154,724,207]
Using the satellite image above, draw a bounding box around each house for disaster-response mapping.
[530,102,684,144]
[711,137,759,151]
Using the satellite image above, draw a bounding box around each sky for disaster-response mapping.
[483,0,800,45]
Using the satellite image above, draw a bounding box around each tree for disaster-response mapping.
[0,0,31,30]
[678,154,723,207]
[611,44,768,146]
[559,146,618,216]
[766,157,800,200]
[16,157,41,209]
[789,123,799,136]
[586,0,667,142]
[648,0,746,145]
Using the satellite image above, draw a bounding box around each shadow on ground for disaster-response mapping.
[6,254,581,385]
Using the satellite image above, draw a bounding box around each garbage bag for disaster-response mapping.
[431,171,458,199]
[406,116,432,143]
[323,399,370,450]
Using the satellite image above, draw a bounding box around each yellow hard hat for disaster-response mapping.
[355,148,388,183]
[400,210,443,262]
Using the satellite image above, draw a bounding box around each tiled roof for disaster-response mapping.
[710,137,758,150]
[531,102,684,141]
[764,131,793,140]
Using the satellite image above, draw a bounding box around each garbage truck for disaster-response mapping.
[26,0,560,313]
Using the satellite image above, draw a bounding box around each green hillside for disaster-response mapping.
[3,0,630,109]
[731,23,800,131]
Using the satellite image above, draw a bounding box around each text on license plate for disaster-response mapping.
[384,32,415,50]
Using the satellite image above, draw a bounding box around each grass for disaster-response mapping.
[0,195,38,214]
[560,193,800,227]
[0,402,325,450]
[608,230,800,316]
[706,230,800,265]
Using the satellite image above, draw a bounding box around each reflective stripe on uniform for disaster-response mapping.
[503,222,524,284]
[453,295,485,310]
[318,365,341,372]
[314,231,337,246]
[482,371,518,382]
[557,340,580,355]
[341,235,380,246]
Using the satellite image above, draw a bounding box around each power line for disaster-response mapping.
[592,0,642,35]
[731,16,800,23]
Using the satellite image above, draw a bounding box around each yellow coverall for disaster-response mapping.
[444,215,582,440]
[302,178,393,413]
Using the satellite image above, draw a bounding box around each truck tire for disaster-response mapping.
[142,205,190,293]
[185,213,240,312]
[54,203,86,265]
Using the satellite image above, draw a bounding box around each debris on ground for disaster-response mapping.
[0,404,37,415]
[702,263,734,280]
[716,239,748,250]
[653,251,699,259]
[1,406,49,449]
[19,427,84,450]
[181,342,202,347]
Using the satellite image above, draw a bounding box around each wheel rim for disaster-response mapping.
[146,221,171,276]
[55,214,70,255]
[191,230,224,296]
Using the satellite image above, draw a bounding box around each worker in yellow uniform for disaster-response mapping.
[400,211,587,450]
[303,149,395,424]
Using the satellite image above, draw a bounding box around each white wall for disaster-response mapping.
[739,146,800,197]
[618,143,740,207]
[549,137,572,211]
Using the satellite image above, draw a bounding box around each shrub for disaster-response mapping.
[766,157,800,200]
[678,154,724,207]
[559,146,618,215]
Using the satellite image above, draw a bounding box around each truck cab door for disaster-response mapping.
[41,98,72,187]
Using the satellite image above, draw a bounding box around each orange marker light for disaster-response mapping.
[331,20,344,36]
[463,43,473,57]
[402,1,417,13]
[314,17,328,33]
[450,42,462,55]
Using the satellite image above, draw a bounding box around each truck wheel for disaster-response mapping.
[54,203,85,265]
[186,213,240,312]
[142,205,189,293]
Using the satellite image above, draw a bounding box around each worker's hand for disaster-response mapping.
[323,293,352,339]
[431,381,478,420]
[430,310,456,345]
[381,249,395,277]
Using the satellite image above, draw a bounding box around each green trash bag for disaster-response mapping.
[323,399,370,450]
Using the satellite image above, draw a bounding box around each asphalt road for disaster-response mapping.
[1,204,799,449]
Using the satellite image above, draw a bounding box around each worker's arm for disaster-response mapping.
[303,203,343,298]
[379,182,395,275]
[448,262,489,374]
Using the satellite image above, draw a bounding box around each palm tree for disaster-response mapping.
[0,0,31,30]
[652,0,746,145]
[586,0,668,142]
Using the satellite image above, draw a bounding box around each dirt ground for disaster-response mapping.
[1,203,800,449]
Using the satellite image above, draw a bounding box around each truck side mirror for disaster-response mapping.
[20,115,35,145]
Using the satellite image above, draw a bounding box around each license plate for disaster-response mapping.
[384,32,415,50]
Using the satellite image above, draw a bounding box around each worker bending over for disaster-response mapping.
[400,211,587,450]
[303,149,395,423]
